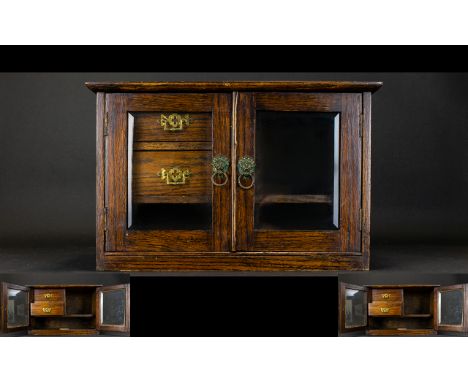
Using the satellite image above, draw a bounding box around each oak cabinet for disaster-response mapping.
[339,283,468,336]
[87,81,382,271]
[0,282,130,336]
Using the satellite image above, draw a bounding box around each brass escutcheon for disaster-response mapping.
[380,307,390,313]
[158,168,191,185]
[382,293,390,299]
[160,113,189,131]
[42,307,52,313]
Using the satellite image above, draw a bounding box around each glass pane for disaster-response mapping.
[101,289,126,326]
[128,113,212,231]
[255,111,339,230]
[345,288,367,328]
[7,288,29,328]
[439,289,464,326]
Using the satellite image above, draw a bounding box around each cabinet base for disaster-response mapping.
[367,329,436,336]
[97,252,369,272]
[29,329,99,336]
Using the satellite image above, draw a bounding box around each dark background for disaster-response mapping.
[1,72,466,247]
[130,276,338,336]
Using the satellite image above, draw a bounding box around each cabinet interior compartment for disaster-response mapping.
[403,287,433,316]
[30,317,96,329]
[367,286,434,333]
[29,287,96,332]
[128,111,213,232]
[65,287,96,316]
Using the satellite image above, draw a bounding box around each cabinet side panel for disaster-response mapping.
[96,92,106,269]
[361,92,372,269]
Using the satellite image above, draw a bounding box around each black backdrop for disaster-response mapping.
[0,72,467,246]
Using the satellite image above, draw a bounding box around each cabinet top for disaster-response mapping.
[85,81,383,93]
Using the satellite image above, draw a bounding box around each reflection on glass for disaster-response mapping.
[7,288,29,328]
[255,111,340,230]
[439,289,463,326]
[345,288,367,328]
[101,289,126,326]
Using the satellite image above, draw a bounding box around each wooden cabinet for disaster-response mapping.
[0,282,130,336]
[339,283,468,336]
[87,81,382,271]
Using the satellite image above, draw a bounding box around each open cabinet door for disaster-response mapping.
[96,284,130,334]
[339,282,368,335]
[435,284,468,334]
[1,282,30,334]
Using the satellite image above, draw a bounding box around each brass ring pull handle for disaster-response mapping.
[211,156,230,187]
[237,156,255,190]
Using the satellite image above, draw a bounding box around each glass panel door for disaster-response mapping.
[1,283,30,332]
[435,284,467,332]
[106,93,231,253]
[236,93,362,252]
[97,284,130,333]
[339,283,368,334]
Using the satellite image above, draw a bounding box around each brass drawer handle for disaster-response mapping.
[380,307,390,313]
[158,168,191,185]
[382,293,390,299]
[160,113,189,131]
[42,307,52,313]
[237,156,255,190]
[211,156,230,187]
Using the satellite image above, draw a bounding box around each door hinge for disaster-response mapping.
[103,112,109,136]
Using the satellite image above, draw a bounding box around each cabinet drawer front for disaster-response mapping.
[33,289,65,302]
[133,112,212,142]
[132,150,212,204]
[368,302,402,316]
[31,302,65,316]
[371,289,403,302]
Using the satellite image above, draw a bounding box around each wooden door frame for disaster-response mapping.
[235,92,363,253]
[1,282,30,333]
[339,282,369,335]
[103,93,231,254]
[96,284,130,334]
[434,284,468,333]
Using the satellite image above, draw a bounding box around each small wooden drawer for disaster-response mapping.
[371,289,403,302]
[132,150,212,204]
[31,302,65,316]
[368,302,402,316]
[33,289,65,302]
[132,112,212,142]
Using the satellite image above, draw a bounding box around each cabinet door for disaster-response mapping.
[105,93,231,253]
[235,93,362,252]
[339,283,368,334]
[435,284,468,333]
[1,282,30,333]
[96,284,130,333]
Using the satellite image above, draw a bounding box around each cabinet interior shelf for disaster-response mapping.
[402,314,432,318]
[63,314,95,318]
[257,194,332,204]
